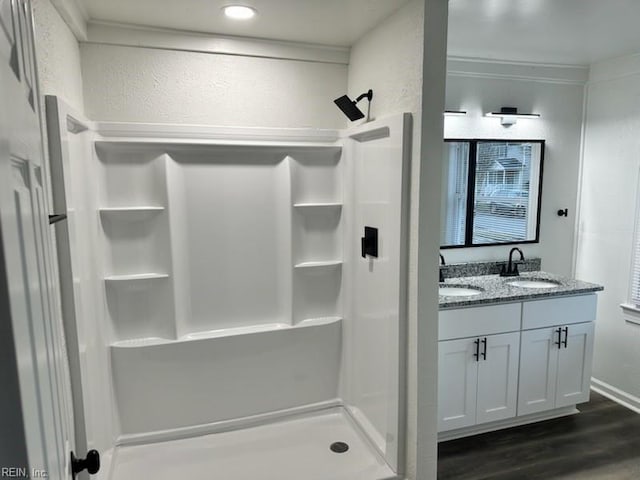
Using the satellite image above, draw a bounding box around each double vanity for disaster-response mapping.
[437,261,603,441]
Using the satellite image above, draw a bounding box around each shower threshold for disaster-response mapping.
[108,407,397,480]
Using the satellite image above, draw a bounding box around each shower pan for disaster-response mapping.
[46,96,411,480]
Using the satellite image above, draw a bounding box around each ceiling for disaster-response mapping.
[79,0,640,65]
[79,0,410,47]
[448,0,640,65]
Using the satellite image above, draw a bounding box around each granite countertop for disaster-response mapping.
[439,271,604,310]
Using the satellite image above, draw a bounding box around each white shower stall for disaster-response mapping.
[46,96,410,480]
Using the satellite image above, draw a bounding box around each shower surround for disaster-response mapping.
[47,96,411,480]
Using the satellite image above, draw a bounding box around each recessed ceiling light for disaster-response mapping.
[223,5,257,20]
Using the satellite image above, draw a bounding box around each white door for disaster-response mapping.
[476,332,520,424]
[438,337,478,432]
[0,0,76,478]
[556,322,594,408]
[518,327,560,416]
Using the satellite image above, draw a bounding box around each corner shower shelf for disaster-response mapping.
[111,337,173,348]
[297,316,342,327]
[99,206,165,221]
[104,273,170,282]
[294,261,342,269]
[293,202,342,208]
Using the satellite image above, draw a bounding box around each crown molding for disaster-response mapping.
[83,21,350,65]
[447,56,589,85]
[588,52,640,84]
[49,0,88,40]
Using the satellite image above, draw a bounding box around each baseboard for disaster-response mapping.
[591,378,640,414]
[437,406,579,442]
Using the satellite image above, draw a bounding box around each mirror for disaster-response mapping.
[441,140,544,248]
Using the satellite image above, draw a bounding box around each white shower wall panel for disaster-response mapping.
[167,148,292,334]
[341,114,410,472]
[111,319,342,436]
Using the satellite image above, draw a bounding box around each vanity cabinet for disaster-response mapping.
[439,294,597,436]
[518,296,596,416]
[438,332,520,432]
[438,303,521,432]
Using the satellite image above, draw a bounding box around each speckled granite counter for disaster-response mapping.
[439,271,604,310]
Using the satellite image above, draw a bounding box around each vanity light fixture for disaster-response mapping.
[223,5,257,20]
[485,107,540,126]
[444,110,467,116]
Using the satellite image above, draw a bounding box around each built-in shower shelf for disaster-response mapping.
[294,261,342,269]
[111,337,173,347]
[99,206,165,221]
[297,316,343,327]
[104,273,170,282]
[293,202,342,208]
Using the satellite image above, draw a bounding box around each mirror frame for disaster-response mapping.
[441,138,546,249]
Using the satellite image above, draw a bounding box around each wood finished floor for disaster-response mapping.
[438,392,640,480]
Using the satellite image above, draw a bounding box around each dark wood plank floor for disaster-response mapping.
[438,392,640,479]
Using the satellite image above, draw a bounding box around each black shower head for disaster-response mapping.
[334,89,373,121]
[334,95,365,121]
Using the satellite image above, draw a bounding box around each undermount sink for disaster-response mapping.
[439,285,484,297]
[507,279,560,289]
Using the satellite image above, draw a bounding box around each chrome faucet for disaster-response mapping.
[439,253,446,282]
[500,247,524,277]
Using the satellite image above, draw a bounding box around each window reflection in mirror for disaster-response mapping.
[441,140,544,248]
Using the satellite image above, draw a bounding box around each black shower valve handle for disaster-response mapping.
[361,226,378,258]
[557,208,568,217]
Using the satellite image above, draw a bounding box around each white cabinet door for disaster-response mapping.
[477,332,520,424]
[518,327,560,416]
[556,322,594,408]
[438,338,478,432]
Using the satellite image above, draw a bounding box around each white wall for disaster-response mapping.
[348,1,447,478]
[576,53,640,408]
[79,39,348,128]
[442,60,588,276]
[32,0,85,112]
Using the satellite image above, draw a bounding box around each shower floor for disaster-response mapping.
[109,408,396,480]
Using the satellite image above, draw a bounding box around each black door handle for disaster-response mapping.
[473,338,480,361]
[481,337,487,360]
[71,450,100,479]
[562,327,569,348]
[555,327,562,348]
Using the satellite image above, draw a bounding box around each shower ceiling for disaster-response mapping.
[77,0,410,47]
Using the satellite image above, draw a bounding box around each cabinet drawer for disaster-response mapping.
[522,294,597,330]
[439,303,521,340]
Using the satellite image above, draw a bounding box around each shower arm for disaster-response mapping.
[354,89,373,104]
[354,89,373,122]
